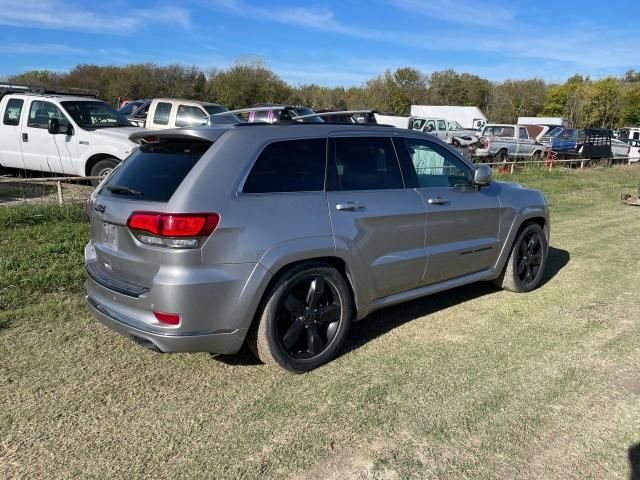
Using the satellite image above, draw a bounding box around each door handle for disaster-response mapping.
[427,197,449,205]
[336,202,364,211]
[22,133,28,142]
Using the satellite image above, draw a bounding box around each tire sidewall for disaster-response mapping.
[258,264,352,373]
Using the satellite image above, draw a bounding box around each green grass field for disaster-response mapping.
[1,166,640,479]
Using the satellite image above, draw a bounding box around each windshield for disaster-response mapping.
[62,101,132,129]
[204,105,227,115]
[545,126,564,137]
[118,101,144,116]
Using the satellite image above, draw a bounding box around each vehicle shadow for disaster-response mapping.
[212,246,570,367]
[343,245,570,355]
[629,443,640,480]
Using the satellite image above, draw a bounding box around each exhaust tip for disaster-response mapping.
[130,335,162,352]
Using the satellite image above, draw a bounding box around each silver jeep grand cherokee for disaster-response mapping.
[84,123,549,372]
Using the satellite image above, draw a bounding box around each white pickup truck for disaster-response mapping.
[0,84,141,182]
[129,98,233,129]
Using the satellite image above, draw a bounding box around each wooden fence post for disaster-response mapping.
[56,180,63,205]
[510,163,515,174]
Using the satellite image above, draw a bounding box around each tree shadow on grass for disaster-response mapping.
[629,443,640,480]
[212,246,570,367]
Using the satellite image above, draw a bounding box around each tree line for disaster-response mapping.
[5,59,640,128]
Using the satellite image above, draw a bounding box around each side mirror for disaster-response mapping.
[474,164,492,186]
[48,118,59,135]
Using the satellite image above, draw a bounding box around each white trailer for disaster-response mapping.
[410,105,486,129]
[517,116,568,127]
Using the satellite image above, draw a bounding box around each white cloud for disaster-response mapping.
[387,0,513,27]
[0,42,88,55]
[0,0,191,33]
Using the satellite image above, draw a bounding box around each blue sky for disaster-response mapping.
[0,0,638,86]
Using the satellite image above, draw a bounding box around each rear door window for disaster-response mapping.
[175,105,207,127]
[329,137,404,191]
[153,102,172,126]
[103,140,211,202]
[243,139,326,193]
[398,137,472,188]
[3,98,23,126]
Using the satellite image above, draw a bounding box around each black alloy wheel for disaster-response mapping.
[515,230,544,287]
[276,275,341,359]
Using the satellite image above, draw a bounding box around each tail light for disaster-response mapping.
[127,212,219,248]
[484,139,491,149]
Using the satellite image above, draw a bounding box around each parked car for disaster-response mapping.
[474,124,545,161]
[314,109,377,124]
[622,138,640,162]
[0,83,141,182]
[84,123,550,373]
[142,98,235,130]
[410,105,487,129]
[374,114,479,146]
[611,139,632,158]
[248,104,324,123]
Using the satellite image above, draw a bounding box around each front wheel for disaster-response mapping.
[494,223,548,292]
[248,262,352,373]
[89,158,118,187]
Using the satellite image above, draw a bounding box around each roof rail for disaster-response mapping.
[290,109,377,121]
[211,106,291,116]
[0,83,98,98]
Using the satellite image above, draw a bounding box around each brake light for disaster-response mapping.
[127,212,219,248]
[484,139,491,149]
[153,311,180,325]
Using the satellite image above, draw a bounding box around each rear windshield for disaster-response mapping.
[102,139,211,202]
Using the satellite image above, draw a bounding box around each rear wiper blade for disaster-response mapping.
[106,185,142,196]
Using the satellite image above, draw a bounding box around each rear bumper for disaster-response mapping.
[86,293,245,353]
[83,259,272,354]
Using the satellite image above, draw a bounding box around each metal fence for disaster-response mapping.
[0,175,101,206]
[0,157,638,206]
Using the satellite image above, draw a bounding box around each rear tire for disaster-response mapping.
[493,223,547,293]
[89,158,118,187]
[248,262,352,373]
[498,149,510,162]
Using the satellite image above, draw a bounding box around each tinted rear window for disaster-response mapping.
[243,139,326,193]
[103,140,211,202]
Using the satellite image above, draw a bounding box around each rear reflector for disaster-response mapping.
[153,311,180,325]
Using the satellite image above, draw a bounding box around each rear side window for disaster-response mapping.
[243,139,326,193]
[519,127,529,139]
[175,105,207,127]
[153,102,172,125]
[330,137,403,191]
[3,98,23,126]
[103,140,211,202]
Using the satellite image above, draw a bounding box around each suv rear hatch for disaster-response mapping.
[86,137,214,293]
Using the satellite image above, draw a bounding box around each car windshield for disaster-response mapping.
[545,127,564,137]
[118,101,143,116]
[62,101,132,129]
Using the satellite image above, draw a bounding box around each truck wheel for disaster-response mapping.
[90,158,118,186]
[248,262,352,373]
[533,150,542,161]
[498,149,509,162]
[493,223,547,293]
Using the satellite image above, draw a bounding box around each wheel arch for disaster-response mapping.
[493,213,548,278]
[84,153,121,177]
